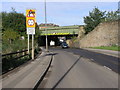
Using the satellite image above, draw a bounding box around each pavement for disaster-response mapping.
[39,48,118,88]
[84,48,119,58]
[2,49,52,88]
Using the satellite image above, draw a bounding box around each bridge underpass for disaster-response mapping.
[38,34,78,46]
[38,25,80,46]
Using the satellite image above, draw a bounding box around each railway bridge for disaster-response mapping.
[38,25,81,46]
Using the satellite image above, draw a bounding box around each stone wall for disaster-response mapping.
[66,39,79,48]
[66,26,85,48]
[79,20,119,48]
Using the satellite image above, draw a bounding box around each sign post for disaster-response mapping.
[26,9,36,60]
[28,34,29,54]
[32,34,34,59]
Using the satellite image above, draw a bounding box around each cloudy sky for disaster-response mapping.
[1,0,119,26]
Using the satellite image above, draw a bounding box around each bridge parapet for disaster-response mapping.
[40,26,80,36]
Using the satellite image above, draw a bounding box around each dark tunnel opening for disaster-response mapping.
[38,35,60,46]
[37,35,78,47]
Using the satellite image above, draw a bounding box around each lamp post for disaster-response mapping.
[45,0,48,51]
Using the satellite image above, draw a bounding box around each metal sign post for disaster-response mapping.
[28,34,30,54]
[26,9,36,60]
[32,34,34,59]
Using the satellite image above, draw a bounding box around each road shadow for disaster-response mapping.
[51,56,82,89]
[64,48,119,74]
[44,53,58,56]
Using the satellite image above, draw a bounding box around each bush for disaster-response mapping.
[2,39,28,54]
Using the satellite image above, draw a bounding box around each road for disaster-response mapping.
[38,47,118,88]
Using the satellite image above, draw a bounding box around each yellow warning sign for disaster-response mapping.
[26,9,36,28]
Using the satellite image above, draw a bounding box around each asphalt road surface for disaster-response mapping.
[39,47,118,88]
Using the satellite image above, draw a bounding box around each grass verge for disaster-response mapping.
[92,46,120,51]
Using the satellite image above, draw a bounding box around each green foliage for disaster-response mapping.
[35,23,41,38]
[3,28,20,44]
[2,11,26,35]
[84,7,119,34]
[2,39,28,54]
[92,45,120,51]
[2,9,41,54]
[2,8,42,73]
[84,7,106,34]
[105,10,120,21]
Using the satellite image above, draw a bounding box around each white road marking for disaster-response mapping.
[103,66,112,71]
[90,58,94,61]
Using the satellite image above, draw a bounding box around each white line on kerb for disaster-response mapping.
[103,66,112,71]
[90,59,94,61]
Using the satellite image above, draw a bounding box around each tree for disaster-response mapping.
[84,7,106,34]
[2,10,26,35]
[3,28,20,44]
[2,8,42,53]
[105,10,120,21]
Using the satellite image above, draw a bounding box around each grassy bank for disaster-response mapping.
[92,46,120,51]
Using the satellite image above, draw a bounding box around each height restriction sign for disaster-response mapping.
[26,9,36,34]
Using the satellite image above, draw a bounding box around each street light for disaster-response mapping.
[44,0,48,51]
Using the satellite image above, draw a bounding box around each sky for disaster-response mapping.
[1,1,119,26]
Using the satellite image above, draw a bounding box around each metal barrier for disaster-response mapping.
[2,49,31,57]
[2,48,40,74]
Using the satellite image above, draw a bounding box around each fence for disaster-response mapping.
[2,47,41,74]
